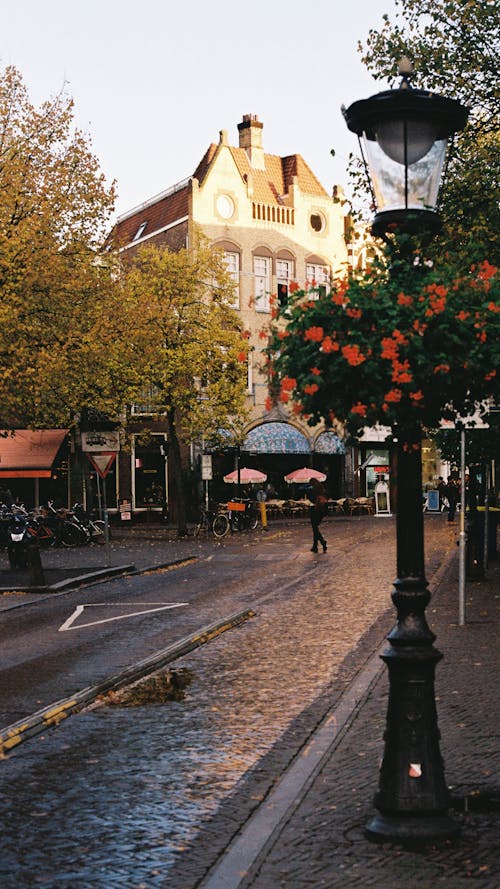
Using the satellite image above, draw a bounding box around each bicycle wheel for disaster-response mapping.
[91,520,109,543]
[212,513,230,538]
[61,521,88,548]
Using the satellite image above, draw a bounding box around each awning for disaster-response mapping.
[243,423,310,455]
[313,431,346,455]
[0,430,69,478]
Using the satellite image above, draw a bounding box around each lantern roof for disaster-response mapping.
[344,80,469,143]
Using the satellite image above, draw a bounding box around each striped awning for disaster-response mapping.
[243,423,311,455]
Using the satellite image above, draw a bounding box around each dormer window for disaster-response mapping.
[133,221,147,241]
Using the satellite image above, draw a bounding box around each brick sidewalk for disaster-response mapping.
[227,557,499,888]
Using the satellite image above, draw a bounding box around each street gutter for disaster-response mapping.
[0,606,255,757]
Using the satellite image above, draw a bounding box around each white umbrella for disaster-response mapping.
[224,467,267,484]
[284,467,326,484]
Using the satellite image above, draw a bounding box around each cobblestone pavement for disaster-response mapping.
[0,517,496,889]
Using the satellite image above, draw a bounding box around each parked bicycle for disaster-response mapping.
[227,498,260,533]
[194,505,230,538]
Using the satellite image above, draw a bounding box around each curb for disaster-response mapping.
[0,556,198,603]
[0,607,255,756]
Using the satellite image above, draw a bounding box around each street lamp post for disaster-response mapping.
[343,60,468,843]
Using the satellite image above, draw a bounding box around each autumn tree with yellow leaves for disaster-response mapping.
[0,65,125,428]
[121,239,249,534]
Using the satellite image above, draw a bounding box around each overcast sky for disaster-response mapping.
[1,0,397,220]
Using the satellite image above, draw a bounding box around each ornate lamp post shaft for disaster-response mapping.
[366,427,459,841]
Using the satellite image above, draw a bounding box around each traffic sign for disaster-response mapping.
[86,452,117,479]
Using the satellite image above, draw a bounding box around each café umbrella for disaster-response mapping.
[284,467,326,484]
[223,467,267,484]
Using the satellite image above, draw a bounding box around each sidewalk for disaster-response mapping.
[200,555,499,889]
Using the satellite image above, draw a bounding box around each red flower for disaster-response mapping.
[341,344,366,366]
[321,336,339,353]
[310,367,322,376]
[485,370,496,381]
[280,392,290,403]
[321,336,340,352]
[410,390,424,402]
[277,330,290,340]
[381,338,399,360]
[281,376,297,391]
[384,388,402,403]
[304,383,319,395]
[487,301,500,313]
[292,402,302,415]
[456,310,470,321]
[433,364,450,374]
[397,292,413,306]
[350,402,367,416]
[346,307,362,318]
[289,281,299,294]
[237,352,247,363]
[304,326,324,342]
[265,396,273,411]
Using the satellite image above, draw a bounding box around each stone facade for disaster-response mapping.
[112,115,351,513]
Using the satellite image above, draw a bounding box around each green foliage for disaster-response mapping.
[267,256,499,437]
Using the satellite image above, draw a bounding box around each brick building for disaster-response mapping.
[110,115,351,517]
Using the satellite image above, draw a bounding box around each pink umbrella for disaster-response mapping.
[284,467,326,484]
[224,467,267,484]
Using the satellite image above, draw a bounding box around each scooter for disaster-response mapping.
[7,512,35,569]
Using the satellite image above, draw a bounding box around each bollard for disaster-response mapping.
[259,500,267,529]
[27,546,45,587]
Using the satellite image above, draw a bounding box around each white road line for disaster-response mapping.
[59,602,188,632]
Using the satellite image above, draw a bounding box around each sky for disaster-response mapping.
[1,0,397,221]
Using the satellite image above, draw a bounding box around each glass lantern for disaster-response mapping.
[343,65,469,237]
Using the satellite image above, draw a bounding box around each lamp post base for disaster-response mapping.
[366,811,460,844]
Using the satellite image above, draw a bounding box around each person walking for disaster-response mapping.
[444,478,459,522]
[309,479,328,553]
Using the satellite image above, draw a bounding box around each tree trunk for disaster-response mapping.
[166,409,188,537]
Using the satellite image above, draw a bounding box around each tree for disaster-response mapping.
[267,256,499,440]
[0,66,124,428]
[358,0,500,266]
[122,238,249,535]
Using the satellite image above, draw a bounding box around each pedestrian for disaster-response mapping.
[444,478,459,522]
[309,479,328,553]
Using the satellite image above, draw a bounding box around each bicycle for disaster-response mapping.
[194,506,230,538]
[227,499,259,532]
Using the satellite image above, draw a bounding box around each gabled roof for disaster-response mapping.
[114,124,330,246]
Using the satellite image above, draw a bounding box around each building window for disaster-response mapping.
[254,256,271,312]
[223,251,240,308]
[277,258,294,307]
[131,384,160,415]
[306,263,330,297]
[310,212,326,233]
[133,221,147,241]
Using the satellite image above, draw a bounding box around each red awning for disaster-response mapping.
[0,430,69,478]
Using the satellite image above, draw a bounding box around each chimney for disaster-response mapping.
[237,114,265,169]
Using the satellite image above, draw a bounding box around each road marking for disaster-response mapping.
[59,602,188,632]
